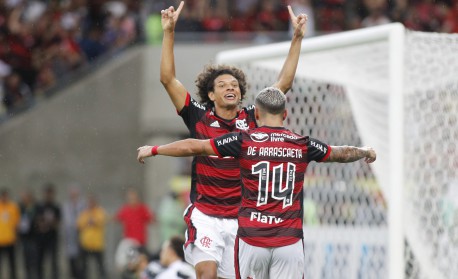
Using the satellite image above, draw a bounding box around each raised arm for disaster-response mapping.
[325,146,376,163]
[160,1,188,111]
[272,5,307,94]
[137,139,216,164]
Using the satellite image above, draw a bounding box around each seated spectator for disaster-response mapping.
[3,6,37,90]
[253,0,285,31]
[174,2,203,32]
[155,236,195,279]
[79,25,108,62]
[201,1,228,32]
[2,71,33,113]
[103,1,138,52]
[228,0,257,32]
[442,1,458,33]
[403,0,444,31]
[314,4,345,32]
[361,6,391,28]
[120,247,160,279]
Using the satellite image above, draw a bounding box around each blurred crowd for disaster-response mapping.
[156,0,458,33]
[0,0,142,115]
[0,179,191,279]
[0,0,457,115]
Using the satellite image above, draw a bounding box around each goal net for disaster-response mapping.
[216,23,458,279]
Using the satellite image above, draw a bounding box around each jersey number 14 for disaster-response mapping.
[252,161,296,209]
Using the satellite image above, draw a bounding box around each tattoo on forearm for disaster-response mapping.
[328,146,366,163]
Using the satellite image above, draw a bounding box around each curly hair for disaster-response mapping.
[195,64,248,107]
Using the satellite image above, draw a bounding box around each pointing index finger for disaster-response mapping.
[176,1,185,16]
[287,5,296,19]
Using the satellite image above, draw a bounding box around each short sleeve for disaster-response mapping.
[306,137,332,162]
[143,205,154,222]
[178,93,207,133]
[211,132,243,158]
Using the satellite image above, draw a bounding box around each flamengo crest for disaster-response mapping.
[236,119,249,130]
[200,236,212,248]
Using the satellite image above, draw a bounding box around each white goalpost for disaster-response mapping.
[216,23,458,279]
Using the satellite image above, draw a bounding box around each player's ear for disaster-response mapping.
[208,91,215,101]
[255,107,260,120]
[283,110,287,120]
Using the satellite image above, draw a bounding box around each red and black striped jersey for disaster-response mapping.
[210,126,331,247]
[179,93,257,218]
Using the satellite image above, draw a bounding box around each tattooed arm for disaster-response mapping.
[325,146,376,163]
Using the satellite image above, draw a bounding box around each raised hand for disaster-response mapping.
[287,5,308,38]
[161,1,184,32]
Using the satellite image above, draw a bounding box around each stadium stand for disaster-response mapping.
[1,0,457,119]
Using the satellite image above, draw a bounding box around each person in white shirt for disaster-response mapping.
[155,236,195,279]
